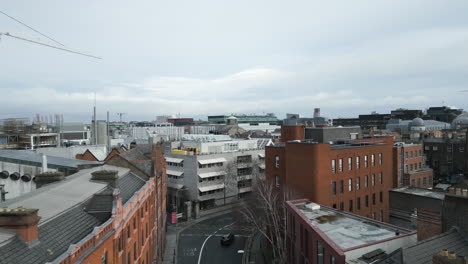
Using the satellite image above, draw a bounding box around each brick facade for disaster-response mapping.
[56,144,167,264]
[266,136,394,222]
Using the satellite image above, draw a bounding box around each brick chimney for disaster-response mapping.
[91,170,119,188]
[0,207,41,243]
[34,171,65,188]
[433,249,468,264]
[416,209,442,241]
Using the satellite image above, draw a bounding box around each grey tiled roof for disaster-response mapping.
[132,160,153,176]
[0,205,103,264]
[0,150,100,169]
[403,229,468,264]
[118,173,146,204]
[120,148,147,161]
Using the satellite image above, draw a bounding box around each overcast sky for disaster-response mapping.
[1,1,468,122]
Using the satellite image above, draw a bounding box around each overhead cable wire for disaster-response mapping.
[0,9,65,47]
[1,32,102,59]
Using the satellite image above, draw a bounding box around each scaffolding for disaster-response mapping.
[0,117,60,150]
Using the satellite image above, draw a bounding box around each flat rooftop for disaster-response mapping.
[2,165,130,224]
[391,186,445,200]
[293,202,410,250]
[0,150,100,168]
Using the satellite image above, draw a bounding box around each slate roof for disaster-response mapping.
[131,160,153,176]
[0,150,100,169]
[120,148,147,161]
[117,173,146,204]
[0,164,148,263]
[377,228,468,264]
[0,205,103,264]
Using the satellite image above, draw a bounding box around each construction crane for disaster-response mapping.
[0,32,102,59]
[117,113,127,122]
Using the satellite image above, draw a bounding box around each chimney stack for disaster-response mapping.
[34,171,65,188]
[41,153,48,173]
[0,207,40,243]
[91,170,119,188]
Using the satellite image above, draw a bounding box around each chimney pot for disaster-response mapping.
[91,170,119,188]
[448,252,457,260]
[441,249,449,257]
[0,207,40,242]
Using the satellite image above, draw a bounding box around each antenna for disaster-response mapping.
[0,32,102,59]
[117,113,127,122]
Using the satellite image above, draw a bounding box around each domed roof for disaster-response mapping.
[451,113,468,128]
[227,116,237,120]
[411,117,425,126]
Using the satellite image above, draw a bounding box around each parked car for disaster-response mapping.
[220,233,235,246]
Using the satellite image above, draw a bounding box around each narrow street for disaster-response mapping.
[177,212,253,264]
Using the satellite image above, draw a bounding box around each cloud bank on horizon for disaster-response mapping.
[0,0,467,122]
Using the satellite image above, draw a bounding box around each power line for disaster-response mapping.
[1,32,102,59]
[0,9,65,47]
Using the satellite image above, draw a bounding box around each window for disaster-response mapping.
[380,210,383,222]
[379,153,382,165]
[447,146,452,152]
[275,176,279,188]
[410,151,413,158]
[339,159,343,172]
[356,177,360,190]
[410,164,413,171]
[275,156,279,168]
[339,180,343,193]
[365,175,368,188]
[425,146,430,151]
[371,154,375,166]
[419,150,422,155]
[133,218,136,229]
[371,174,375,186]
[364,155,368,168]
[356,156,360,169]
[405,164,408,173]
[460,146,465,152]
[339,202,344,211]
[349,200,353,212]
[127,253,131,264]
[405,152,408,159]
[331,256,335,264]
[417,178,421,187]
[348,178,353,192]
[414,151,417,157]
[317,242,324,264]
[141,230,144,245]
[134,242,137,260]
[101,251,107,264]
[379,191,383,203]
[372,212,376,219]
[372,193,376,205]
[433,146,438,151]
[379,172,383,184]
[332,203,337,209]
[423,177,427,187]
[127,226,130,238]
[419,162,422,169]
[357,197,361,210]
[348,157,352,170]
[365,195,369,207]
[332,182,336,195]
[411,179,415,186]
[331,159,336,173]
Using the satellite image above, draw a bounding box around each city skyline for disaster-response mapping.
[1,1,468,121]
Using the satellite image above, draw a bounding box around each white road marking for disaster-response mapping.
[197,222,236,264]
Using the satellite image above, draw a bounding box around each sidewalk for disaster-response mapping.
[162,205,237,264]
[243,232,266,264]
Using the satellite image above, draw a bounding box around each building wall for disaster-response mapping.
[58,144,167,264]
[393,144,432,188]
[267,138,394,222]
[280,125,305,142]
[423,139,468,179]
[286,201,346,264]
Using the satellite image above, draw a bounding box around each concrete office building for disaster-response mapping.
[165,135,268,215]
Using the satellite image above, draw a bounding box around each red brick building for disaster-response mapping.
[0,144,167,264]
[286,200,416,264]
[393,143,433,188]
[266,126,394,222]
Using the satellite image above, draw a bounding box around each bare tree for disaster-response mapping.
[239,178,288,264]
